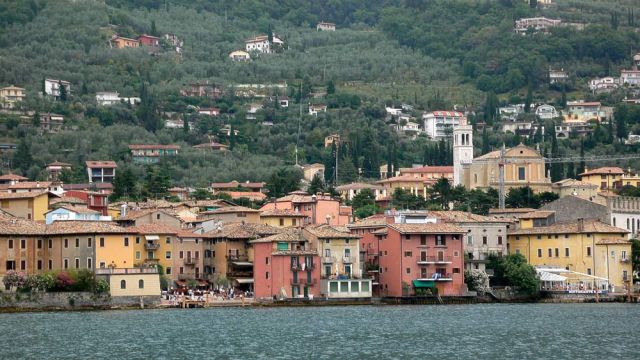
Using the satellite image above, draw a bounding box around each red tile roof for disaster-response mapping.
[85,161,117,168]
[0,173,28,181]
[211,181,266,189]
[260,209,307,217]
[578,167,624,176]
[508,219,628,235]
[400,166,454,174]
[0,190,49,199]
[8,181,51,190]
[133,223,180,235]
[128,144,180,150]
[387,223,466,234]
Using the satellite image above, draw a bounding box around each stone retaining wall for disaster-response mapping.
[0,291,161,311]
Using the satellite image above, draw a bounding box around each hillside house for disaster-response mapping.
[164,33,184,53]
[535,104,559,120]
[0,85,25,109]
[210,181,266,195]
[514,17,561,34]
[309,104,327,116]
[39,113,64,132]
[317,22,336,31]
[110,35,139,49]
[138,34,160,47]
[549,68,569,84]
[301,164,325,182]
[564,101,605,123]
[245,34,284,54]
[229,50,250,61]
[44,79,70,99]
[620,69,640,87]
[46,161,72,182]
[86,161,117,183]
[128,144,180,164]
[180,82,222,98]
[422,111,465,140]
[197,108,220,116]
[324,134,340,148]
[589,77,619,93]
[96,92,140,106]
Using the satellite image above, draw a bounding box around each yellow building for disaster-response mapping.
[96,268,161,297]
[578,167,624,192]
[552,178,599,200]
[133,224,178,276]
[260,209,306,228]
[0,191,49,221]
[619,173,640,188]
[508,218,632,288]
[303,224,362,279]
[463,144,552,193]
[198,206,261,224]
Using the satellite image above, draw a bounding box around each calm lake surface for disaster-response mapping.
[1,304,639,359]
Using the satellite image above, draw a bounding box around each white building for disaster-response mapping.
[423,111,465,140]
[608,196,640,238]
[452,116,473,186]
[499,104,524,121]
[44,78,70,99]
[549,69,569,84]
[96,92,140,106]
[620,70,640,86]
[309,104,327,116]
[245,35,284,54]
[229,50,250,61]
[317,22,336,31]
[589,77,619,93]
[535,104,559,120]
[514,17,561,34]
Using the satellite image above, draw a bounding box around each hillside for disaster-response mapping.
[1,0,640,197]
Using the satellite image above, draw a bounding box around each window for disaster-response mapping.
[64,239,68,248]
[179,251,184,259]
[587,268,592,275]
[120,280,126,289]
[622,250,627,260]
[135,251,141,260]
[518,167,526,181]
[166,267,172,275]
[586,247,592,256]
[537,249,542,258]
[404,234,411,240]
[37,260,42,270]
[87,258,92,269]
[138,280,144,289]
[195,251,199,259]
[277,242,289,251]
[466,235,473,245]
[99,238,105,247]
[497,236,503,245]
[124,237,129,247]
[20,239,26,249]
[436,235,446,246]
[555,248,559,257]
[75,238,79,248]
[266,271,269,279]
[20,260,26,270]
[548,249,552,257]
[48,239,52,249]
[75,258,80,269]
[165,251,172,259]
[406,268,411,274]
[136,236,140,244]
[565,248,569,257]
[453,268,460,274]
[536,235,541,240]
[37,239,42,249]
[420,235,427,245]
[156,213,161,220]
[5,261,15,270]
[166,237,171,244]
[404,251,412,257]
[87,238,92,248]
[611,250,616,258]
[482,236,487,245]
[279,219,284,226]
[266,257,269,265]
[48,260,52,270]
[99,262,106,269]
[8,239,13,249]
[64,258,69,269]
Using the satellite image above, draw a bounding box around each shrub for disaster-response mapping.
[2,270,26,290]
[55,272,76,291]
[94,279,110,294]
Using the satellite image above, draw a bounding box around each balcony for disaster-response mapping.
[342,256,356,264]
[291,263,315,271]
[419,273,453,281]
[144,242,160,250]
[302,278,318,286]
[184,257,198,266]
[416,256,452,265]
[322,256,334,264]
[291,278,301,286]
[227,254,249,261]
[144,258,160,264]
[621,258,630,263]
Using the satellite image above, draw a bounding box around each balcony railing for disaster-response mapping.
[416,256,452,264]
[621,258,630,263]
[227,254,249,261]
[342,256,355,264]
[144,242,160,250]
[144,258,160,264]
[184,257,198,266]
[419,273,453,281]
[322,256,334,264]
[291,263,315,271]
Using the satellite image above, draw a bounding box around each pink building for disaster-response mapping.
[347,215,387,296]
[375,222,466,296]
[251,228,321,299]
[260,193,352,226]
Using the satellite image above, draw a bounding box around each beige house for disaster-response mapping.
[0,85,25,108]
[552,179,599,200]
[301,163,325,182]
[96,268,161,297]
[462,143,552,193]
[335,182,387,201]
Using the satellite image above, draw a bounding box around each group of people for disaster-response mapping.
[161,287,254,304]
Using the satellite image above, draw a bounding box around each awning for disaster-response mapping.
[538,271,567,282]
[145,235,160,241]
[235,278,254,284]
[232,262,253,266]
[412,280,437,289]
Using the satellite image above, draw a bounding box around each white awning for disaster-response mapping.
[232,262,253,266]
[235,278,254,284]
[537,271,567,282]
[145,235,160,241]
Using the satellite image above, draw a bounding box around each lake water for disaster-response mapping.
[0,304,638,359]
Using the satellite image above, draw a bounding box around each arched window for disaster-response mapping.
[138,279,144,289]
[120,280,126,289]
[627,218,630,230]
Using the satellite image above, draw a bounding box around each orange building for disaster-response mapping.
[260,193,352,226]
[110,35,140,48]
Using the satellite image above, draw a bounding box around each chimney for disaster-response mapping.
[577,218,584,232]
[121,204,127,218]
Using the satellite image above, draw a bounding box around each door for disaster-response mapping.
[303,286,309,298]
[325,265,332,277]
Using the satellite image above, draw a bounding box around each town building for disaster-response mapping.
[229,50,251,61]
[549,68,569,84]
[180,82,222,98]
[514,17,561,34]
[198,206,261,224]
[45,206,108,224]
[461,143,552,193]
[377,175,440,200]
[39,113,64,132]
[210,181,266,195]
[620,69,640,87]
[335,183,387,201]
[138,34,160,47]
[589,77,619,93]
[308,104,327,116]
[453,116,473,186]
[260,209,306,228]
[63,190,110,216]
[96,92,140,106]
[607,196,640,238]
[0,173,28,186]
[95,267,161,298]
[578,167,624,192]
[128,144,180,164]
[422,111,465,140]
[171,230,210,285]
[252,228,321,299]
[551,179,599,200]
[46,161,71,182]
[535,104,559,120]
[192,142,228,152]
[301,163,325,182]
[110,35,140,49]
[347,215,387,296]
[0,191,49,221]
[86,161,117,183]
[316,22,336,31]
[133,224,178,274]
[5,181,52,193]
[245,34,284,54]
[507,218,631,289]
[0,85,25,109]
[324,134,340,148]
[539,196,608,224]
[198,107,220,116]
[260,193,351,226]
[163,33,183,53]
[498,104,524,121]
[44,79,70,99]
[304,224,372,299]
[564,101,606,123]
[116,208,182,228]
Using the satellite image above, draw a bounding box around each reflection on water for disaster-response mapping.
[1,304,639,359]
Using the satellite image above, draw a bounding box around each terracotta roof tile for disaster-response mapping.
[579,167,624,176]
[260,209,307,217]
[0,190,49,199]
[508,219,629,235]
[46,221,135,235]
[0,173,28,181]
[427,211,514,223]
[304,224,360,239]
[250,228,305,243]
[347,214,388,228]
[387,223,466,234]
[596,239,631,245]
[133,223,180,235]
[206,222,282,239]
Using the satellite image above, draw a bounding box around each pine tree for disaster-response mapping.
[481,127,490,154]
[607,118,614,144]
[308,173,324,194]
[13,138,32,173]
[616,114,627,142]
[58,80,67,102]
[578,138,586,175]
[32,111,40,127]
[524,81,533,113]
[151,20,158,36]
[229,125,236,150]
[267,24,273,44]
[326,80,335,95]
[183,118,190,136]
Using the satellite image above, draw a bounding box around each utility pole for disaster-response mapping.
[499,144,506,209]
